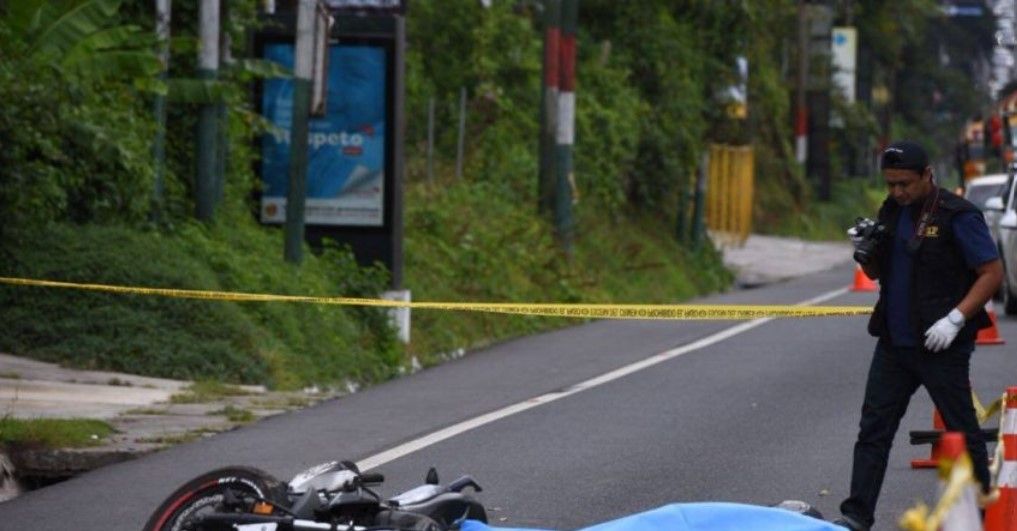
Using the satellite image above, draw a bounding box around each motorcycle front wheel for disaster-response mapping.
[142,466,288,531]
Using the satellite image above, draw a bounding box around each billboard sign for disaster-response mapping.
[260,42,388,226]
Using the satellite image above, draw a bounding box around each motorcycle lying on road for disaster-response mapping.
[145,460,839,531]
[143,460,487,531]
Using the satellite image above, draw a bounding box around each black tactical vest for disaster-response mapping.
[867,187,991,349]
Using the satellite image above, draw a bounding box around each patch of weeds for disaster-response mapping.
[170,380,255,404]
[135,432,202,445]
[0,372,21,379]
[0,417,115,448]
[253,395,311,409]
[207,405,255,423]
[106,378,133,387]
[124,407,170,415]
[136,426,229,445]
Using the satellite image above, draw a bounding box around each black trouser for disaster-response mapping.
[839,339,990,529]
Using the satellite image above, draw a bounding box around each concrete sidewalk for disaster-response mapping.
[0,354,187,419]
[0,354,334,497]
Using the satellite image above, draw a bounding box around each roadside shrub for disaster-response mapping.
[0,222,399,389]
[403,179,731,362]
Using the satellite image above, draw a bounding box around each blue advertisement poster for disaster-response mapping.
[260,43,387,226]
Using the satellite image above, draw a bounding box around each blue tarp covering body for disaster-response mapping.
[460,503,846,531]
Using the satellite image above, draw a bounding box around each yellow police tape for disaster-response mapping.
[973,390,1004,425]
[0,276,873,320]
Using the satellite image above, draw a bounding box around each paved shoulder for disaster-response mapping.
[719,234,852,287]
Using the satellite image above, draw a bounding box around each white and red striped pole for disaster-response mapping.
[795,106,808,165]
[555,0,577,254]
[538,0,561,216]
[795,0,808,165]
[985,387,1017,530]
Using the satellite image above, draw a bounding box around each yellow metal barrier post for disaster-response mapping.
[704,144,754,248]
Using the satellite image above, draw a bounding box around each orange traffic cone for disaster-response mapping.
[977,301,1006,346]
[938,432,983,531]
[851,265,877,292]
[912,409,948,468]
[984,387,1017,531]
[899,432,983,530]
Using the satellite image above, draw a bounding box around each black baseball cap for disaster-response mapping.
[880,140,929,172]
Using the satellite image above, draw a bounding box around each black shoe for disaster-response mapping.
[831,515,869,531]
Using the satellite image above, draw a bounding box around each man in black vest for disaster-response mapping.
[833,140,1003,531]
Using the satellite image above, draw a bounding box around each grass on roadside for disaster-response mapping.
[0,221,401,391]
[252,396,313,409]
[135,427,227,445]
[404,179,733,362]
[0,417,115,448]
[207,405,255,423]
[170,381,255,404]
[124,407,170,415]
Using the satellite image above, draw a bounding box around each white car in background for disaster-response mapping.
[965,173,1009,244]
[985,171,1017,314]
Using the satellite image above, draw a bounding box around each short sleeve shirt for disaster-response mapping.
[885,207,998,347]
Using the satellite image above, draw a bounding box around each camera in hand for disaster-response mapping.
[851,217,887,266]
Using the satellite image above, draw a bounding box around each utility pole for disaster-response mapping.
[215,1,231,208]
[538,0,561,217]
[807,1,833,201]
[195,0,220,221]
[152,0,171,222]
[795,0,809,166]
[284,0,315,264]
[555,0,577,255]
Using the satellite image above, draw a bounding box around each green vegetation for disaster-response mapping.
[253,396,313,409]
[124,407,170,415]
[758,179,889,241]
[135,431,209,445]
[2,224,398,389]
[169,381,254,403]
[404,180,731,359]
[0,417,115,448]
[0,1,990,389]
[208,405,255,423]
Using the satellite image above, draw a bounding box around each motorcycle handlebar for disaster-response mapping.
[447,475,482,493]
[360,472,385,485]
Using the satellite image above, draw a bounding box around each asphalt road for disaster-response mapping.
[1,262,1014,531]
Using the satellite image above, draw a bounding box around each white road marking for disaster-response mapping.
[357,287,852,471]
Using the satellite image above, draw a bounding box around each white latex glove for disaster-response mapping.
[847,226,864,249]
[923,308,965,352]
